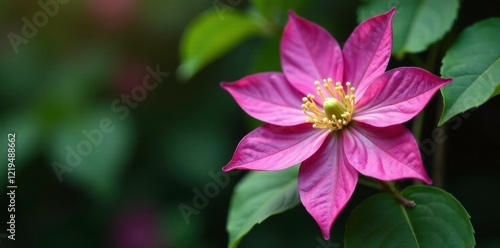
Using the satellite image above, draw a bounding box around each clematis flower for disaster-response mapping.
[221,8,451,239]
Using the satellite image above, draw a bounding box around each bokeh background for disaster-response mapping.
[0,0,499,247]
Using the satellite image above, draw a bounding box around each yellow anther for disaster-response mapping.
[301,79,356,132]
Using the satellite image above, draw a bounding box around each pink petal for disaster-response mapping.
[223,124,329,172]
[281,11,343,97]
[298,135,358,240]
[354,67,452,127]
[343,8,395,99]
[221,72,306,126]
[343,123,432,184]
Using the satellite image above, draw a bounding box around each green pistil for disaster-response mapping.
[323,98,346,121]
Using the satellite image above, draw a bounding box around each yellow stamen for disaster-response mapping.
[301,79,356,132]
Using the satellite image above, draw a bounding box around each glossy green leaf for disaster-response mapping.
[358,0,459,57]
[49,106,134,201]
[345,185,475,248]
[177,10,263,80]
[227,166,300,248]
[439,18,500,125]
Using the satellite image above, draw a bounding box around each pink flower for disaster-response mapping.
[221,8,451,239]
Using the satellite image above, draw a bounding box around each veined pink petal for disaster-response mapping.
[343,8,395,100]
[221,72,306,126]
[343,123,432,184]
[353,67,452,127]
[298,135,358,240]
[223,124,329,172]
[281,11,343,97]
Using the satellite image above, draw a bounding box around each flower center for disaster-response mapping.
[301,78,356,132]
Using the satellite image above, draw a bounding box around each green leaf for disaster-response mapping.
[227,166,300,248]
[250,0,308,27]
[177,10,263,80]
[249,36,282,73]
[439,18,500,125]
[358,0,459,57]
[49,106,135,201]
[345,185,475,248]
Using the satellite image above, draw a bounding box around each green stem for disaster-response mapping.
[357,176,382,190]
[425,43,440,73]
[433,99,446,188]
[408,53,426,69]
[411,111,425,142]
[378,181,416,208]
[411,112,425,186]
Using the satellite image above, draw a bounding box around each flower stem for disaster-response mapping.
[433,99,446,188]
[357,176,382,190]
[411,111,425,143]
[411,105,425,186]
[408,53,426,69]
[378,181,416,208]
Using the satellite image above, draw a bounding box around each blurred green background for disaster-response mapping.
[0,0,499,247]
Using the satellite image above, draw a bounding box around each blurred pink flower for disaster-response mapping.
[109,203,163,248]
[87,0,136,29]
[221,8,451,239]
